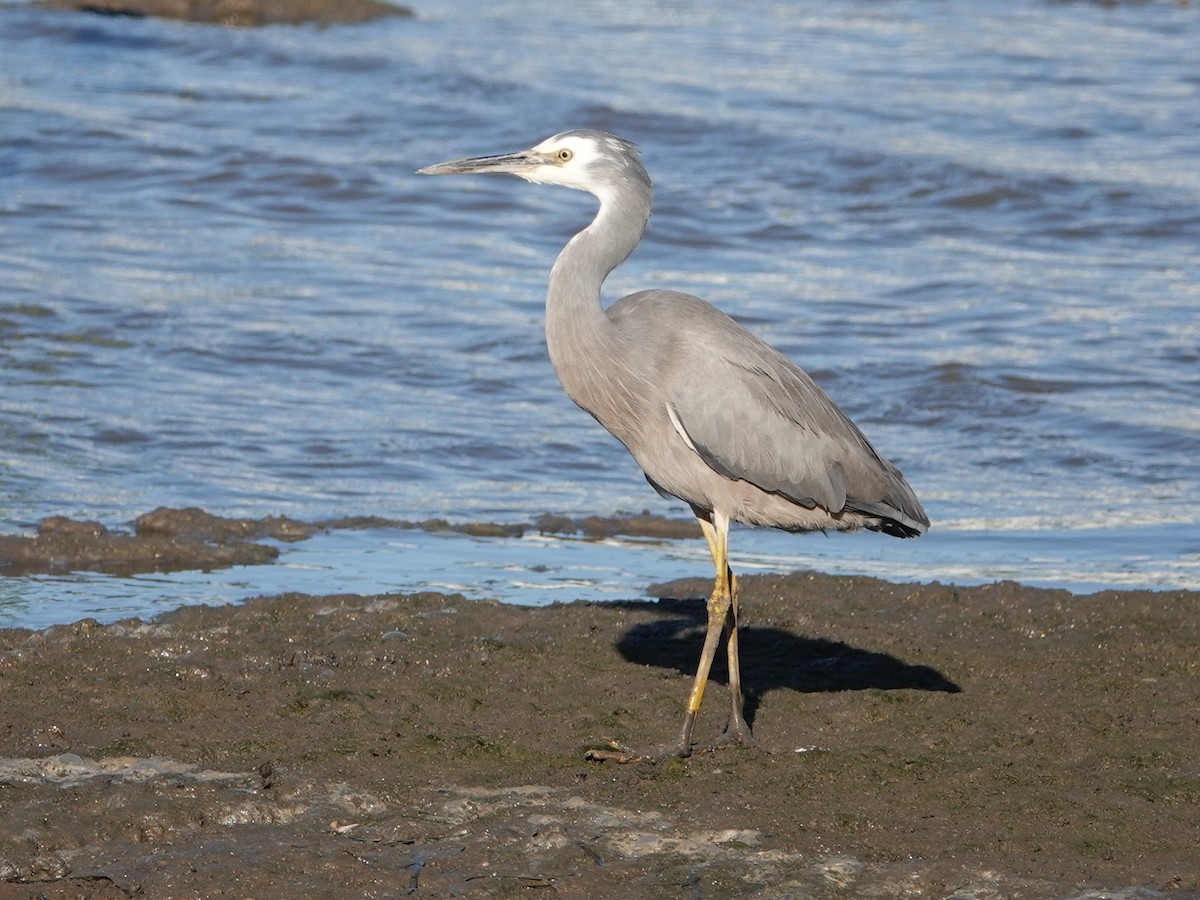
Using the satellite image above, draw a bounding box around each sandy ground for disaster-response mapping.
[1,511,1198,898]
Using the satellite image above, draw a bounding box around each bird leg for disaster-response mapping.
[673,565,729,756]
[718,569,755,747]
[671,513,753,757]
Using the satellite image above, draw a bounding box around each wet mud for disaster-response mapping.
[1,522,1197,897]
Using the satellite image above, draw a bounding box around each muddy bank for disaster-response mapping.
[0,508,698,577]
[36,0,413,27]
[1,571,1197,897]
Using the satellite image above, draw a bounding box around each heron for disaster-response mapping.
[418,130,928,757]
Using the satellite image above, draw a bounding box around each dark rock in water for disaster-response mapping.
[134,506,317,543]
[0,505,703,578]
[37,0,414,27]
[0,511,281,576]
[535,511,700,540]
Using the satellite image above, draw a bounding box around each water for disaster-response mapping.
[2,0,1198,628]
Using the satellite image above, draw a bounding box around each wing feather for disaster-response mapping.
[669,341,926,533]
[608,289,928,536]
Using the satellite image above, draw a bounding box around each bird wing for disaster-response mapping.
[666,336,924,531]
[607,290,927,534]
[667,352,852,512]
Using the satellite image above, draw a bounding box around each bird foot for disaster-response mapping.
[650,740,694,761]
[714,719,757,749]
[650,728,754,759]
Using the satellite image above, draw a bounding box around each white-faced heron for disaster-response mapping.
[419,130,928,757]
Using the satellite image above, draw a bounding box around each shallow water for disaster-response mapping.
[2,0,1198,627]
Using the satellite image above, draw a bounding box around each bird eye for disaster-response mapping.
[556,148,573,163]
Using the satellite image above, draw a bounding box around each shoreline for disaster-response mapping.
[0,507,701,580]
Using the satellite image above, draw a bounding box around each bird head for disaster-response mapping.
[418,130,648,205]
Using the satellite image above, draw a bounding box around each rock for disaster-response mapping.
[37,0,413,27]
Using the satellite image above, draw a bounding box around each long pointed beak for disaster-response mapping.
[417,150,539,177]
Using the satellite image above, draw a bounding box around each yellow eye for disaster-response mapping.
[556,148,573,163]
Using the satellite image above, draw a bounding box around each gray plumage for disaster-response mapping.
[419,129,928,756]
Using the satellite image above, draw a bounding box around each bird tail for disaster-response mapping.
[872,515,927,539]
[848,482,930,539]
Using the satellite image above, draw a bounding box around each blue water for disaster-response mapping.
[2,0,1198,628]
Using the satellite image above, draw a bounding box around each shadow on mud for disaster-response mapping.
[615,596,960,730]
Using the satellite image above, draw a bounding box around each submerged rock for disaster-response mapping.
[0,511,280,576]
[37,0,413,27]
[0,506,701,578]
[134,506,316,543]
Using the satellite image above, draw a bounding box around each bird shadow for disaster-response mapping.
[614,597,960,731]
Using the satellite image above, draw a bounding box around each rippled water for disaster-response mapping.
[2,0,1198,627]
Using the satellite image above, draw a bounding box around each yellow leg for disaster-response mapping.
[673,511,752,756]
[720,570,754,746]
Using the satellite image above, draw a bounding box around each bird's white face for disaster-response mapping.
[519,132,607,191]
[417,131,623,202]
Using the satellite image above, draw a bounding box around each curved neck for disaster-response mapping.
[545,188,650,380]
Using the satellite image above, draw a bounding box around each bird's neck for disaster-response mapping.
[544,189,649,390]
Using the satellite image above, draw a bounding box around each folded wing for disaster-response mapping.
[668,348,928,536]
